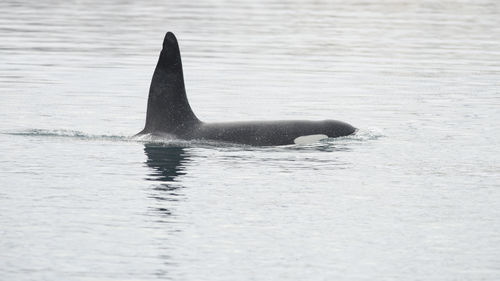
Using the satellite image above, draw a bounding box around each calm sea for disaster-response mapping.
[1,0,499,280]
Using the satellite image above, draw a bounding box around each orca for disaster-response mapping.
[136,32,356,146]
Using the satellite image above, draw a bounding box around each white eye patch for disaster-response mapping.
[293,134,328,145]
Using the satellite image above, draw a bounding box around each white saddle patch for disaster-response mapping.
[293,134,328,145]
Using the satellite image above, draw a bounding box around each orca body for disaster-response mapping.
[137,32,356,146]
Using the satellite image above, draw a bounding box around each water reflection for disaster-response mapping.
[143,144,191,217]
[143,145,192,278]
[144,144,190,183]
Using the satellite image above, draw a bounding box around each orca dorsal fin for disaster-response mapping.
[140,32,200,134]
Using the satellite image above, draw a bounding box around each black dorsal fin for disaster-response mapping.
[140,32,200,134]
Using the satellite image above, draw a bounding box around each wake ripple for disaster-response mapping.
[3,127,384,149]
[4,129,130,142]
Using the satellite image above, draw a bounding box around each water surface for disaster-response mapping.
[1,0,500,280]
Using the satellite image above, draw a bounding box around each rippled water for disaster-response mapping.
[1,1,500,280]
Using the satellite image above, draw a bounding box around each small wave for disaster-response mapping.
[347,127,385,142]
[4,129,130,142]
[133,133,248,148]
[3,129,240,147]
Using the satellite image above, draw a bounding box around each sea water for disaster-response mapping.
[1,0,499,280]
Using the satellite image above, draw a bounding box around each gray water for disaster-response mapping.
[1,0,500,280]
